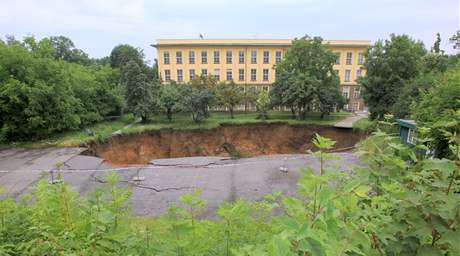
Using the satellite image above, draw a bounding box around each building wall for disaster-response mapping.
[154,39,369,111]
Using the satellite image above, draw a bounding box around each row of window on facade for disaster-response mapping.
[164,68,271,82]
[164,68,362,83]
[163,50,283,65]
[164,50,364,66]
[335,52,364,65]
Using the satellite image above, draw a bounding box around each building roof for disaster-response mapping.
[153,39,371,48]
[396,119,417,129]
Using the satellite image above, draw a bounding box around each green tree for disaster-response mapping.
[449,30,460,50]
[110,44,145,69]
[158,83,182,121]
[215,81,243,118]
[431,32,442,53]
[271,37,343,119]
[242,86,258,112]
[48,36,91,65]
[359,34,426,119]
[122,61,157,122]
[256,90,270,120]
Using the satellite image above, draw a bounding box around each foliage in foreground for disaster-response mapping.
[1,131,459,255]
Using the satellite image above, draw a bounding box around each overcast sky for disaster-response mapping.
[0,0,458,65]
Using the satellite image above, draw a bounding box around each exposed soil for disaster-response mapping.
[84,123,366,165]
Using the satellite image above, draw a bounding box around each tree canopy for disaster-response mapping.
[359,34,427,119]
[271,37,344,119]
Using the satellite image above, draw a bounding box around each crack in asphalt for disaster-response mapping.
[92,175,195,193]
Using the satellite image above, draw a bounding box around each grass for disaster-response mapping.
[0,111,351,149]
[124,111,352,134]
[352,117,376,132]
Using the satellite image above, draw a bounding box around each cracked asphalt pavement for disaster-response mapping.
[0,147,363,217]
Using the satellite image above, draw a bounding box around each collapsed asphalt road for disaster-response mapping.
[0,148,363,217]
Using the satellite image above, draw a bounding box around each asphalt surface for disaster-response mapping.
[0,148,363,217]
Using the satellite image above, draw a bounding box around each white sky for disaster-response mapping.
[0,0,459,65]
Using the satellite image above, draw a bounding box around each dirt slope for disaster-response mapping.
[84,123,365,165]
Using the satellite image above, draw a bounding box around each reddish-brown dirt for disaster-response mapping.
[84,123,366,165]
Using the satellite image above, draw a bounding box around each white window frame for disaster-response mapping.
[164,70,171,81]
[213,51,220,64]
[189,69,195,80]
[238,69,244,81]
[226,51,232,64]
[263,51,269,64]
[251,51,257,64]
[263,69,269,81]
[407,129,416,145]
[213,69,220,81]
[177,69,183,82]
[239,51,245,64]
[163,52,170,65]
[201,69,207,76]
[176,51,182,64]
[201,51,207,64]
[250,69,257,81]
[356,69,362,80]
[346,52,352,65]
[344,70,351,82]
[189,51,195,64]
[275,51,282,63]
[226,69,232,81]
[357,52,364,65]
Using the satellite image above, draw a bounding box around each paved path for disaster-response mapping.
[0,149,363,217]
[334,112,368,128]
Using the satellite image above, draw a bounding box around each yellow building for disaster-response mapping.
[153,39,370,111]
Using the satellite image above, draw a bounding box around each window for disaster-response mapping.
[239,51,245,64]
[226,69,232,81]
[275,51,282,63]
[163,52,170,64]
[263,86,269,92]
[213,51,220,64]
[263,69,269,81]
[250,69,257,81]
[201,69,207,76]
[335,53,341,64]
[238,69,245,81]
[201,51,207,64]
[189,51,195,64]
[164,70,171,81]
[189,69,195,80]
[251,51,257,64]
[176,51,182,64]
[213,69,220,81]
[353,87,361,98]
[352,102,360,112]
[357,53,364,65]
[344,70,351,82]
[407,129,416,144]
[356,69,362,80]
[177,69,183,82]
[226,51,232,64]
[263,51,269,64]
[334,70,339,76]
[342,86,349,99]
[346,52,352,65]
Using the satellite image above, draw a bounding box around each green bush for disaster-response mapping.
[1,131,458,255]
[0,38,123,142]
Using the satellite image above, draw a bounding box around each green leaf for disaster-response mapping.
[354,185,372,198]
[416,245,443,256]
[298,237,326,256]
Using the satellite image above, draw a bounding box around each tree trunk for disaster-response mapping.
[230,106,234,119]
[167,108,172,122]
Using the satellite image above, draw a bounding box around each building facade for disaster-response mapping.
[153,39,370,111]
